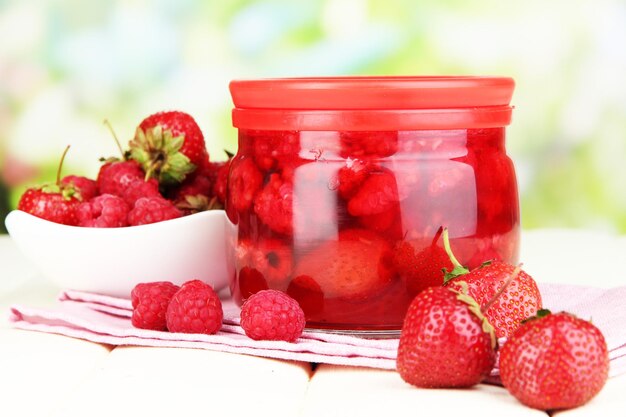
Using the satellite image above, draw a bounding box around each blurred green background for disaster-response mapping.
[1,0,625,233]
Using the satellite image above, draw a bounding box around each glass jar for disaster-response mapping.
[227,77,519,336]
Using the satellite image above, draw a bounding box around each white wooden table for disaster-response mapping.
[1,230,625,417]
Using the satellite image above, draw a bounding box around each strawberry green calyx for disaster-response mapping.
[452,289,497,349]
[175,195,222,213]
[442,228,470,283]
[521,308,552,324]
[130,126,196,185]
[41,145,81,201]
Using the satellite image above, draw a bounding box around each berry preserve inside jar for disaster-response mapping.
[227,77,519,336]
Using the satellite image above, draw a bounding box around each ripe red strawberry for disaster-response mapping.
[240,289,305,342]
[166,280,223,334]
[393,228,453,296]
[76,194,130,227]
[446,261,542,339]
[500,311,609,411]
[17,146,81,225]
[227,157,263,213]
[293,229,394,300]
[339,131,398,158]
[236,239,293,286]
[397,286,496,388]
[442,229,542,339]
[347,169,399,216]
[97,160,144,196]
[131,281,180,330]
[169,173,217,214]
[131,111,207,185]
[61,175,98,201]
[253,173,293,235]
[127,196,182,226]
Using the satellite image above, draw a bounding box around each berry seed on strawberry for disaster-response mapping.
[240,289,305,342]
[131,281,180,331]
[397,286,496,388]
[127,196,182,226]
[166,280,223,334]
[76,193,130,228]
[500,310,609,411]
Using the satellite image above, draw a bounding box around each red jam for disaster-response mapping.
[227,77,519,334]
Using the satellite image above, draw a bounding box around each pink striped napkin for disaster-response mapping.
[8,284,626,377]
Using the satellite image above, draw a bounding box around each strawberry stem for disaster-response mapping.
[442,228,470,283]
[103,119,125,158]
[430,226,444,247]
[481,264,522,314]
[56,145,71,185]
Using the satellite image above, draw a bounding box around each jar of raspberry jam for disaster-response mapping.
[227,76,519,336]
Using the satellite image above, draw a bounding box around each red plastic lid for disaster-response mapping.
[230,76,514,131]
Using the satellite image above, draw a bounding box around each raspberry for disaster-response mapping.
[122,178,161,206]
[127,196,182,226]
[227,157,263,213]
[253,173,293,235]
[97,160,144,196]
[61,175,98,201]
[339,131,398,158]
[335,159,372,200]
[347,169,399,216]
[250,130,300,171]
[240,289,305,342]
[236,239,293,286]
[76,194,130,227]
[166,280,223,334]
[131,281,180,330]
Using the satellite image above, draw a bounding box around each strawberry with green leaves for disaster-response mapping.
[500,310,609,411]
[17,146,82,226]
[442,229,542,338]
[392,227,453,296]
[131,111,207,185]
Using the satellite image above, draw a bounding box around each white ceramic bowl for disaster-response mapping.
[5,210,231,298]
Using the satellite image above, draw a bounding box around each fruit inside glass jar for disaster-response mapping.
[227,128,520,332]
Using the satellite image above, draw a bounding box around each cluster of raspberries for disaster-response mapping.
[131,281,305,343]
[18,111,231,227]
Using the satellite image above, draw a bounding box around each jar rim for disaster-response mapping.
[230,76,515,110]
[230,76,514,130]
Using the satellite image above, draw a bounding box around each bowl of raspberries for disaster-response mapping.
[5,111,233,297]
